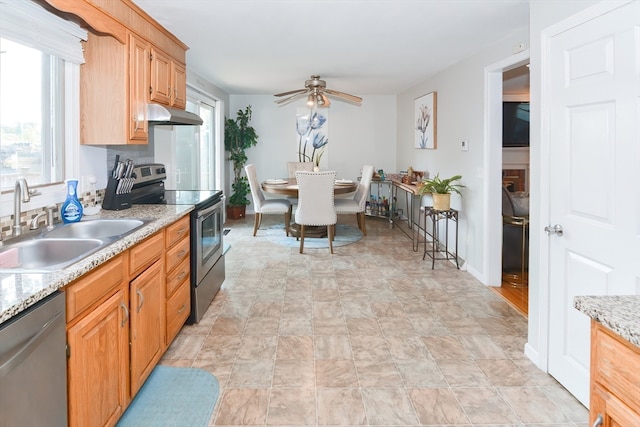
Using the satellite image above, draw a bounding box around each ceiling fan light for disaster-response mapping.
[306,94,315,107]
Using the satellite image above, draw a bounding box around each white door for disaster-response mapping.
[546,0,640,406]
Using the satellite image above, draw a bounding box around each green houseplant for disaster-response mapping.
[418,173,464,210]
[225,105,258,219]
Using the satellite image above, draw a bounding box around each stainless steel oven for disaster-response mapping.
[191,194,225,322]
[131,163,225,323]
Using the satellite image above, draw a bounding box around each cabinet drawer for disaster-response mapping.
[166,236,189,274]
[165,216,189,249]
[593,322,640,413]
[166,280,190,344]
[130,232,164,278]
[166,257,189,297]
[65,254,127,323]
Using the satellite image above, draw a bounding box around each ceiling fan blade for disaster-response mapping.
[324,89,363,103]
[274,91,309,105]
[274,89,307,97]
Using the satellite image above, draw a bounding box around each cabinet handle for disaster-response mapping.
[120,302,129,327]
[136,289,144,312]
[592,414,603,427]
[133,114,139,132]
[177,250,187,258]
[177,304,186,314]
[177,227,187,235]
[176,271,187,281]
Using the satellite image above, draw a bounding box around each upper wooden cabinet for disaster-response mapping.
[42,0,189,145]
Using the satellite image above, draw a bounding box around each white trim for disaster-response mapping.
[0,0,87,64]
[482,50,530,288]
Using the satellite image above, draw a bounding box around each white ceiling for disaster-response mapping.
[133,0,530,97]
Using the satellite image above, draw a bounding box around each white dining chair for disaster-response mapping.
[295,170,337,254]
[334,164,375,235]
[245,164,292,236]
[287,161,314,178]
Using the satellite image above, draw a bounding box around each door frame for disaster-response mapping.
[483,50,530,287]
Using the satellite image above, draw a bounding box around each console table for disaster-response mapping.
[420,207,459,269]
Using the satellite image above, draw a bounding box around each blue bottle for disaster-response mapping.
[61,179,83,223]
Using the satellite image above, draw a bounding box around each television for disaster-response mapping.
[503,102,530,147]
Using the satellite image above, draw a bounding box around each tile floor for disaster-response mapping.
[161,214,588,426]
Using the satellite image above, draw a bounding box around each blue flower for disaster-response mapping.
[312,133,328,149]
[309,112,326,130]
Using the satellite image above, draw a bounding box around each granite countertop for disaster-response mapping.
[574,295,640,347]
[0,205,193,324]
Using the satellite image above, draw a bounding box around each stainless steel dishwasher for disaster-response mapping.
[0,291,67,427]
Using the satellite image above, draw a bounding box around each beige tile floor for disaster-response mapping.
[161,214,588,427]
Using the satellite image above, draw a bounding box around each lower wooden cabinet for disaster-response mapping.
[129,259,165,396]
[589,320,640,426]
[67,287,129,427]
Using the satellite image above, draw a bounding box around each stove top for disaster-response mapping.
[130,163,223,208]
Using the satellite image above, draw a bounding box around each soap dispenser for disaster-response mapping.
[61,179,83,223]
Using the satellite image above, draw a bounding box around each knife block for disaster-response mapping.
[102,177,131,210]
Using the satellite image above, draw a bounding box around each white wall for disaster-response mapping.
[228,94,397,209]
[396,26,529,277]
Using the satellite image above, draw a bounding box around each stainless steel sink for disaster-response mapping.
[0,218,153,273]
[42,219,146,239]
[0,238,104,272]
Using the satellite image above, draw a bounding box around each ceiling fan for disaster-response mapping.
[274,75,362,107]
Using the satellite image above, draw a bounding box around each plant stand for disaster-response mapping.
[420,206,459,269]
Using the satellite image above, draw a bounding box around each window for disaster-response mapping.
[0,0,86,196]
[0,38,65,190]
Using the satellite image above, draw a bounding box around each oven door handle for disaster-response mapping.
[196,195,225,219]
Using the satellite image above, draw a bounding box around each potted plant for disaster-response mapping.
[225,105,258,219]
[418,173,464,210]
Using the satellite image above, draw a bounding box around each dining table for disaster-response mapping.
[261,177,358,237]
[261,178,358,197]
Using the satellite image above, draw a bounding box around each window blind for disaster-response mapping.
[0,0,87,64]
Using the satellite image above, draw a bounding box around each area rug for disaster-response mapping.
[116,366,219,427]
[264,224,363,248]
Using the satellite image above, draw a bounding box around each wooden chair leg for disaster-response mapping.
[358,212,367,236]
[253,212,262,236]
[284,205,292,236]
[328,224,334,254]
[299,225,305,253]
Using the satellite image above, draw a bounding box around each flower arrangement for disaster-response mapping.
[296,111,328,165]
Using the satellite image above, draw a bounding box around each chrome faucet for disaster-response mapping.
[13,178,31,236]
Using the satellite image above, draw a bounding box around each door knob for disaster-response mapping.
[545,224,564,236]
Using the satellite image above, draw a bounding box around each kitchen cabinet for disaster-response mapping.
[149,47,187,109]
[128,33,150,142]
[42,0,189,145]
[66,223,182,427]
[66,254,129,427]
[589,320,640,426]
[129,258,165,396]
[164,216,191,344]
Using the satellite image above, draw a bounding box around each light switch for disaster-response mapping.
[461,140,469,151]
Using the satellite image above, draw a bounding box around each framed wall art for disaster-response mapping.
[414,91,437,149]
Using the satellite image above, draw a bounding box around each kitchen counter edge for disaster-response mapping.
[574,295,640,348]
[0,205,193,324]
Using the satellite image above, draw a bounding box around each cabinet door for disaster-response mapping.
[171,61,187,109]
[67,288,129,427]
[128,33,149,142]
[591,384,640,427]
[150,47,172,105]
[130,259,165,395]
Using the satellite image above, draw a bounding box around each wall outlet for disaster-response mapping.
[461,140,469,151]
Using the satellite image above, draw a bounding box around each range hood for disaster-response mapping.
[147,104,203,126]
